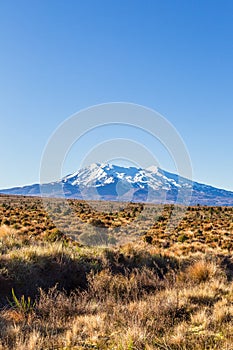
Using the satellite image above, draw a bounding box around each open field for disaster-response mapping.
[0,195,232,349]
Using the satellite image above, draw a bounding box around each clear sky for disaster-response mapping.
[0,0,233,190]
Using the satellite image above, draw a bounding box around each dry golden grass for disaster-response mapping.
[0,195,232,349]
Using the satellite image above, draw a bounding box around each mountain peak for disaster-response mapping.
[146,165,159,173]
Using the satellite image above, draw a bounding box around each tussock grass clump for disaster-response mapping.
[182,258,223,284]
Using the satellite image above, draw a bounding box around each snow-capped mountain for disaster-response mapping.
[1,163,233,206]
[63,163,182,191]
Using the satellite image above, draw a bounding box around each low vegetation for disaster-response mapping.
[0,195,232,349]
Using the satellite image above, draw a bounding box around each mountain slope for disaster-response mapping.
[1,163,233,206]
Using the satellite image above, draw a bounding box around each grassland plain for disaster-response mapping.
[0,194,232,349]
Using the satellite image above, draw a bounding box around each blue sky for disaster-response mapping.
[0,0,233,190]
